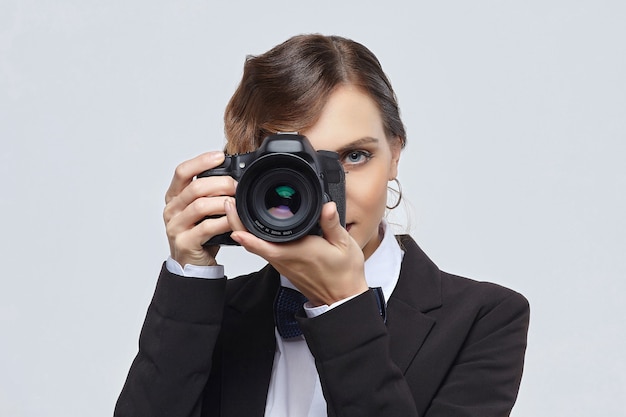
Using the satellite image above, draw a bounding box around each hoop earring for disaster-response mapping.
[386,178,403,210]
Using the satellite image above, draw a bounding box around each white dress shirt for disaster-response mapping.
[165,221,405,417]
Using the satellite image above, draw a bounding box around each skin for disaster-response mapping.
[163,84,401,306]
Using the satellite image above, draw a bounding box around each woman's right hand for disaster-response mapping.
[163,151,237,267]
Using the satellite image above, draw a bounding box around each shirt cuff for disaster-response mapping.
[165,256,224,279]
[304,293,360,318]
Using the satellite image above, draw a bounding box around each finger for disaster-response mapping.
[166,196,229,236]
[230,229,278,257]
[185,215,231,248]
[319,202,347,247]
[224,197,247,232]
[165,151,225,204]
[165,176,237,222]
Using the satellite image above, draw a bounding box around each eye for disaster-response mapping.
[341,150,373,167]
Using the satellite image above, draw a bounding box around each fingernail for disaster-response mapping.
[230,231,242,243]
[211,150,225,161]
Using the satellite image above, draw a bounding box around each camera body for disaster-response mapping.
[198,133,346,245]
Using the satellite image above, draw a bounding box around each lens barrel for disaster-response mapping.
[236,153,323,242]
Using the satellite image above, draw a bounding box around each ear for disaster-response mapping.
[388,136,402,180]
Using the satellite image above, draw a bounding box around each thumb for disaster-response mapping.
[320,202,348,247]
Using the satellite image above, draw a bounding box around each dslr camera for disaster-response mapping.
[198,133,346,245]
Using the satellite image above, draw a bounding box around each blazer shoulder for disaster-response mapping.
[440,270,530,316]
[394,234,529,315]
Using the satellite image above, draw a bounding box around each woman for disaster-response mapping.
[115,34,529,417]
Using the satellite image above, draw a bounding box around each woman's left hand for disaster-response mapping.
[225,198,369,306]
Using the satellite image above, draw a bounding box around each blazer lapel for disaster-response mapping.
[219,266,280,417]
[387,236,442,373]
[215,236,441,413]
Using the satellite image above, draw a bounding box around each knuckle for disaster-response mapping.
[172,234,187,252]
[174,230,196,249]
[198,217,216,235]
[163,203,172,221]
[164,213,179,234]
[174,161,191,180]
[193,198,210,215]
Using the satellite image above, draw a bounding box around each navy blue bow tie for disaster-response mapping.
[273,286,387,339]
[274,286,308,339]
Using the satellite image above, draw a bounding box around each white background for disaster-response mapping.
[1,1,625,416]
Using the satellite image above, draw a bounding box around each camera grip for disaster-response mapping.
[203,231,239,246]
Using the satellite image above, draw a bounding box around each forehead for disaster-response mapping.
[300,85,386,151]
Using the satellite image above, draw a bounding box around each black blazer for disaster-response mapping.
[115,235,529,416]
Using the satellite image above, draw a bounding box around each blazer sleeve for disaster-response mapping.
[298,289,420,417]
[298,284,529,417]
[425,290,530,417]
[114,264,227,417]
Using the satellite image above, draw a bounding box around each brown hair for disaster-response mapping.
[224,34,406,154]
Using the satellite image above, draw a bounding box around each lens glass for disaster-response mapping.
[265,184,300,219]
[237,153,323,242]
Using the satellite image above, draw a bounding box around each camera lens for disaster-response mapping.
[236,153,323,242]
[252,170,317,229]
[265,184,301,219]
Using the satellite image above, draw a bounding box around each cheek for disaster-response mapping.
[345,174,389,217]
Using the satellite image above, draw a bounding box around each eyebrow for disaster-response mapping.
[334,137,380,153]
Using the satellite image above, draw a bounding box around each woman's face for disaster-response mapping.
[300,85,401,260]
